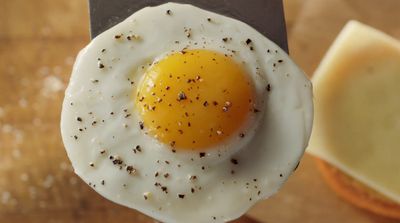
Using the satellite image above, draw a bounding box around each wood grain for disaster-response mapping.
[0,0,398,222]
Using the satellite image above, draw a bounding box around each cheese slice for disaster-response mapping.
[307,20,400,204]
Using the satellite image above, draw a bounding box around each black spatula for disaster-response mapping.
[88,0,288,53]
[87,1,288,222]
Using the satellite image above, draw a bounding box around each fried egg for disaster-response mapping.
[61,3,313,223]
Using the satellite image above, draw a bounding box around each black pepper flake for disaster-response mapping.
[213,217,217,220]
[178,194,185,199]
[231,158,239,165]
[139,121,144,130]
[126,166,136,174]
[207,17,212,22]
[166,9,172,15]
[161,186,168,193]
[77,117,82,122]
[165,160,170,164]
[266,84,271,92]
[101,49,106,53]
[212,101,218,106]
[246,38,252,44]
[253,108,260,113]
[89,162,94,167]
[170,141,176,147]
[189,175,197,181]
[191,188,195,193]
[155,172,159,177]
[278,59,283,63]
[199,152,206,158]
[203,101,208,107]
[279,174,283,177]
[98,62,105,69]
[222,37,228,42]
[239,133,245,138]
[92,121,97,126]
[177,91,187,101]
[101,180,105,185]
[184,28,191,38]
[73,135,78,140]
[112,157,123,165]
[114,34,122,39]
[100,150,106,155]
[164,173,169,178]
[125,114,131,118]
[135,145,142,152]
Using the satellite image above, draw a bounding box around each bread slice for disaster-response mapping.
[315,158,400,219]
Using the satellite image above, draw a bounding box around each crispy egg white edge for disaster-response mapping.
[61,3,313,223]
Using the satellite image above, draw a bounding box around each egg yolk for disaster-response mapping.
[135,49,255,150]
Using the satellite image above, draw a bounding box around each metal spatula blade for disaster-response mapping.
[88,0,288,53]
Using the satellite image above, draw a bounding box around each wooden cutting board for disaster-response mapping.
[0,0,399,222]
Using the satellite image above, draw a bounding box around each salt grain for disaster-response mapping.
[65,57,74,66]
[52,66,62,75]
[59,161,69,171]
[33,118,42,126]
[1,191,11,204]
[69,177,78,185]
[12,148,21,159]
[2,124,12,133]
[42,175,54,188]
[19,98,28,108]
[38,66,50,76]
[28,186,37,199]
[20,173,29,182]
[14,130,24,144]
[41,75,65,97]
[39,200,47,208]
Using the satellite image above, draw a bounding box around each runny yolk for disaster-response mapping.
[135,49,255,150]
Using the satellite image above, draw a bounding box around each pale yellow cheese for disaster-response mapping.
[307,20,400,203]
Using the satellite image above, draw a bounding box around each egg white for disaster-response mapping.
[61,3,313,223]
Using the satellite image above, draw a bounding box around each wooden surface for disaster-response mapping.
[0,0,399,222]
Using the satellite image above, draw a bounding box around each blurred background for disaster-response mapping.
[0,0,399,222]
